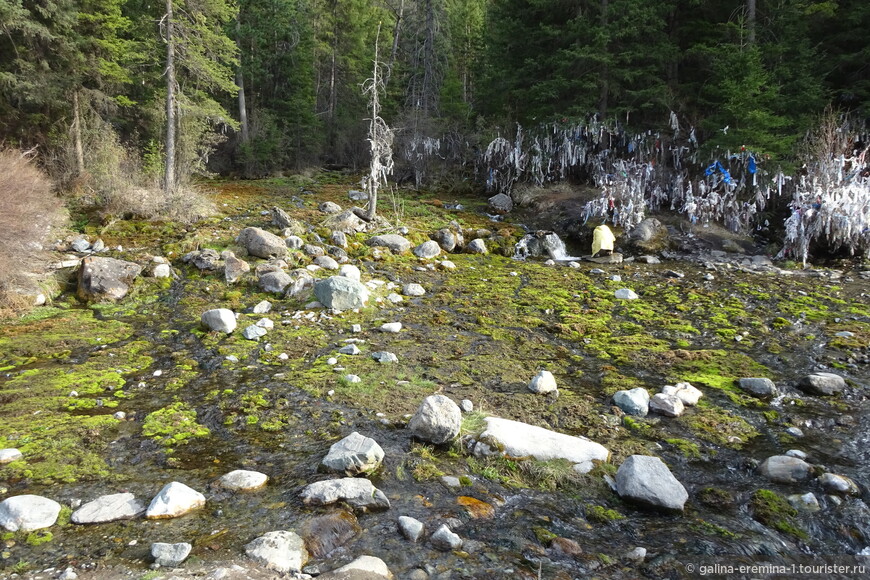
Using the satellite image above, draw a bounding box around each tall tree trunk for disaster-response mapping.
[72,90,84,176]
[385,0,404,88]
[421,0,436,116]
[747,0,756,46]
[328,0,338,122]
[164,0,177,192]
[236,18,249,146]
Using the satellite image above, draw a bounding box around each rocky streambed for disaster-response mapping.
[1,175,869,580]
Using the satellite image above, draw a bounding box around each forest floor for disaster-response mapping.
[1,171,870,579]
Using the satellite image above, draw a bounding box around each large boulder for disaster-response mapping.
[613,388,650,417]
[314,276,370,310]
[77,256,143,302]
[738,377,779,398]
[758,455,812,483]
[324,209,367,234]
[627,217,670,252]
[201,308,237,333]
[0,495,62,531]
[797,372,846,396]
[432,228,464,252]
[488,193,513,214]
[245,530,309,574]
[408,395,462,444]
[300,478,390,512]
[615,455,688,511]
[472,417,609,473]
[320,432,385,476]
[145,482,205,519]
[366,234,411,254]
[71,492,146,524]
[237,227,288,259]
[259,270,293,294]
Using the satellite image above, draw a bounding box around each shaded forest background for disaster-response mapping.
[2,0,868,186]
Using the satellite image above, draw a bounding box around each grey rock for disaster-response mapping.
[472,417,608,473]
[319,555,392,580]
[380,322,402,333]
[145,482,205,519]
[320,201,342,214]
[637,255,661,264]
[314,276,370,310]
[242,325,267,341]
[408,395,462,444]
[152,542,192,567]
[339,264,361,281]
[237,227,288,259]
[488,193,513,213]
[285,235,305,250]
[785,449,808,460]
[215,469,269,491]
[371,351,398,363]
[366,234,411,254]
[616,455,688,511]
[403,283,426,296]
[302,243,325,257]
[466,239,488,254]
[786,426,804,437]
[430,524,462,551]
[314,255,340,270]
[758,455,812,483]
[258,270,292,294]
[413,240,441,259]
[320,432,385,476]
[223,253,250,284]
[71,237,91,252]
[271,207,294,230]
[460,399,474,413]
[0,495,62,531]
[324,209,367,234]
[398,516,424,543]
[343,375,362,384]
[738,377,778,398]
[187,248,221,270]
[797,372,846,396]
[614,288,639,300]
[349,190,368,201]
[252,300,272,314]
[245,530,309,574]
[613,388,650,417]
[0,448,22,464]
[71,492,145,524]
[201,308,237,333]
[339,344,361,355]
[152,263,172,278]
[300,478,390,512]
[433,228,463,252]
[77,256,143,302]
[628,217,669,251]
[787,493,820,512]
[285,269,316,301]
[331,231,348,248]
[819,473,860,495]
[649,393,685,417]
[661,382,703,406]
[528,370,558,394]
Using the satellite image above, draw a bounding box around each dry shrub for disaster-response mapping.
[0,149,67,310]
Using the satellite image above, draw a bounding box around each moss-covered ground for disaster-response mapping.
[1,171,868,575]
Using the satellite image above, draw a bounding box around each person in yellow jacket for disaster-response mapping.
[592,224,616,257]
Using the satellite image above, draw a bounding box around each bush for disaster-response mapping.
[0,149,67,311]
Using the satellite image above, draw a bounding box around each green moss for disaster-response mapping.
[142,402,210,450]
[697,487,735,509]
[586,504,625,524]
[25,530,53,546]
[664,438,701,459]
[750,489,808,540]
[532,526,557,544]
[691,519,738,539]
[677,400,758,449]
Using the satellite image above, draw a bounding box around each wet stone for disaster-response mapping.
[758,455,812,484]
[152,542,192,567]
[300,478,390,512]
[616,455,688,512]
[797,372,846,396]
[0,448,22,464]
[613,388,650,417]
[145,482,205,519]
[319,555,393,580]
[738,377,778,398]
[649,393,685,417]
[0,495,62,531]
[215,469,269,492]
[71,492,146,524]
[245,530,309,574]
[320,432,385,476]
[819,473,860,495]
[430,524,463,551]
[661,382,703,406]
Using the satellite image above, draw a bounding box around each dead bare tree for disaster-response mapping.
[362,23,395,221]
